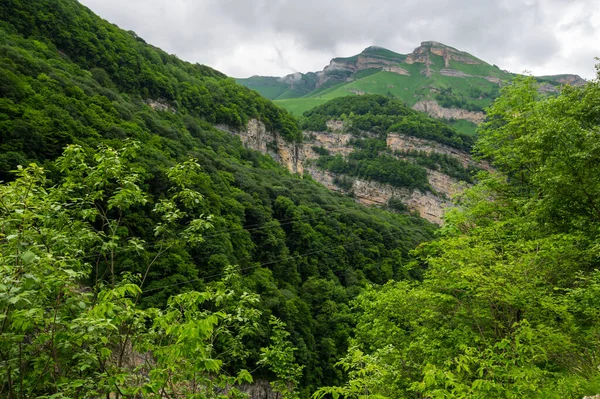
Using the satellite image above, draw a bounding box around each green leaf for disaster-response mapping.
[21,251,36,263]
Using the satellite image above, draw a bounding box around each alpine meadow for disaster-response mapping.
[1,0,600,398]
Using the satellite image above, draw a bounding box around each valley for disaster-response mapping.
[1,0,600,398]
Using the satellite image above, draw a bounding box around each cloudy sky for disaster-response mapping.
[80,0,599,79]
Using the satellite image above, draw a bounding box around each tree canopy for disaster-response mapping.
[0,0,437,396]
[315,71,600,398]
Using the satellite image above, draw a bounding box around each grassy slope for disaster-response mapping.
[446,119,478,136]
[274,98,330,115]
[239,45,568,136]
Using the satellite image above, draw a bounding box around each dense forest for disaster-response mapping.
[0,0,435,397]
[2,0,600,398]
[300,95,475,151]
[314,74,600,398]
[304,98,477,194]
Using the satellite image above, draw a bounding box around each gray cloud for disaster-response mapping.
[80,0,599,79]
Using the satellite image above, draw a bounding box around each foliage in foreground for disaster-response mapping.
[0,0,437,392]
[0,145,303,398]
[315,71,600,398]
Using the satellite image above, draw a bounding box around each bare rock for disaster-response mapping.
[484,76,502,84]
[326,120,345,132]
[382,66,410,76]
[348,89,366,95]
[386,132,490,171]
[413,100,486,125]
[440,69,472,78]
[227,121,489,224]
[145,98,176,113]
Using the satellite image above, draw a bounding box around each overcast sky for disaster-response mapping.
[79,0,599,80]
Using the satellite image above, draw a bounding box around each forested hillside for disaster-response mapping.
[3,0,600,398]
[302,95,478,195]
[0,0,436,397]
[315,74,600,398]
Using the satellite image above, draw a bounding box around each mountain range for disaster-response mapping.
[237,42,586,135]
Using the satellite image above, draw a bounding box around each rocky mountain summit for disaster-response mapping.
[237,42,585,135]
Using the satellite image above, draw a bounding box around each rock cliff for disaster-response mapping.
[387,132,490,170]
[238,41,586,137]
[413,100,486,125]
[226,120,486,224]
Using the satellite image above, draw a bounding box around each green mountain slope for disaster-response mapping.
[237,42,585,136]
[0,0,436,396]
[315,74,600,399]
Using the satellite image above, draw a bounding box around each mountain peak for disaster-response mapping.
[405,40,483,71]
[361,45,388,53]
[419,41,458,50]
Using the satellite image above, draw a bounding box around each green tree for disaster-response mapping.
[315,68,600,398]
[0,144,302,398]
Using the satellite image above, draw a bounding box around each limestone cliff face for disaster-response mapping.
[387,132,490,170]
[316,48,408,88]
[304,166,448,224]
[351,178,448,224]
[413,100,486,125]
[230,120,485,224]
[305,131,354,157]
[233,119,304,174]
[326,55,404,75]
[427,169,463,198]
[382,65,410,75]
[406,41,481,67]
[356,55,401,71]
[540,74,586,86]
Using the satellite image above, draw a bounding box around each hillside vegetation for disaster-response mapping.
[2,0,600,398]
[315,73,600,399]
[300,95,477,195]
[238,42,584,136]
[0,0,436,397]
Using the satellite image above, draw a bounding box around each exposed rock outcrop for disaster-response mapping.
[406,41,480,67]
[228,120,487,224]
[427,169,463,198]
[348,89,366,95]
[484,76,502,84]
[278,72,303,84]
[440,69,472,78]
[325,120,345,132]
[305,166,448,224]
[305,131,354,157]
[228,119,304,174]
[382,66,410,75]
[145,99,176,113]
[413,100,486,125]
[540,74,586,86]
[387,132,489,170]
[357,55,399,70]
[423,41,481,65]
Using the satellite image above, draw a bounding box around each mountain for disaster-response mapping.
[4,0,600,397]
[0,0,437,396]
[227,94,485,224]
[237,42,586,135]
